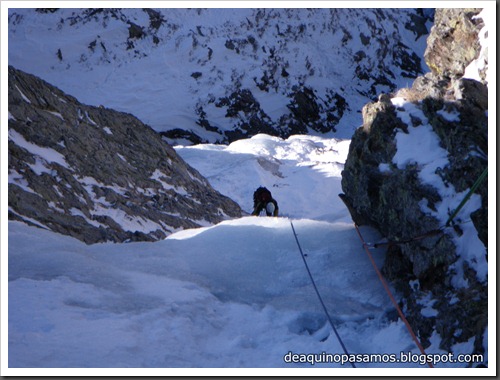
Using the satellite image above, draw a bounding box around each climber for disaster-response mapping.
[252,186,279,217]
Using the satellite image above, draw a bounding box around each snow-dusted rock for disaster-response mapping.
[340,8,487,359]
[425,8,484,80]
[8,66,242,243]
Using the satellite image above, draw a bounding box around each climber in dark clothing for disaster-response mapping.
[252,186,279,217]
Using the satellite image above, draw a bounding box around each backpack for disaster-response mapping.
[253,186,272,204]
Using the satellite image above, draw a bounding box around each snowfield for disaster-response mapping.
[6,133,490,375]
[8,218,394,370]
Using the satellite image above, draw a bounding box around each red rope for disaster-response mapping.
[354,224,434,368]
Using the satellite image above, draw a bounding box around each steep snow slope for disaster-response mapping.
[6,134,489,373]
[7,219,398,371]
[175,134,351,221]
[8,8,431,143]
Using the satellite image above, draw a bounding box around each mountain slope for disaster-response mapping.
[8,66,241,243]
[8,8,432,144]
[4,5,493,374]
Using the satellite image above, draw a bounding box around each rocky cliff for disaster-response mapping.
[340,8,488,363]
[8,66,242,244]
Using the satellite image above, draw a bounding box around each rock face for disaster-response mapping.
[341,8,487,362]
[8,66,242,244]
[425,8,484,80]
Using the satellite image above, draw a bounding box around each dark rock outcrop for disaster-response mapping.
[215,88,277,142]
[340,8,487,363]
[8,66,242,244]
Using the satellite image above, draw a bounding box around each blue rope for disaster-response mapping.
[290,221,355,368]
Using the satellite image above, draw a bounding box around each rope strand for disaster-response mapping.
[290,221,356,368]
[445,166,488,227]
[353,224,434,368]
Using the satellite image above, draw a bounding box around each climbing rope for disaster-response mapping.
[445,166,488,227]
[290,221,356,368]
[353,224,434,368]
[332,166,487,368]
[364,228,444,249]
[341,166,488,250]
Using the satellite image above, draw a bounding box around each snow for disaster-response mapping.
[4,132,491,375]
[391,97,488,287]
[176,134,350,221]
[418,293,438,318]
[8,129,70,170]
[463,9,489,84]
[84,111,97,125]
[436,108,460,122]
[2,3,493,376]
[69,207,104,228]
[46,110,65,121]
[150,169,188,196]
[8,169,36,194]
[14,85,31,104]
[2,219,413,373]
[392,98,450,191]
[6,7,429,141]
[379,163,392,174]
